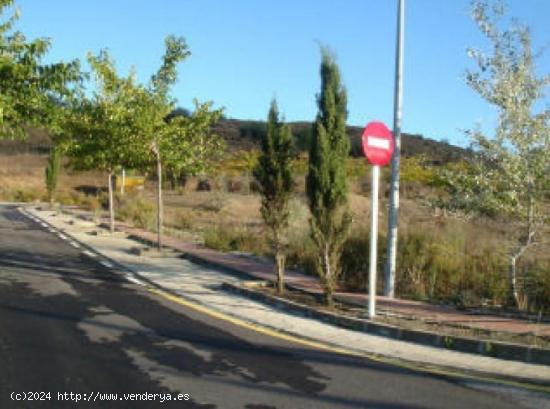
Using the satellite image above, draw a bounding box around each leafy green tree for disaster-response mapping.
[161,100,224,184]
[132,36,223,250]
[253,99,294,294]
[439,0,549,307]
[1,0,80,202]
[41,88,90,204]
[306,49,352,306]
[0,0,80,139]
[69,50,142,233]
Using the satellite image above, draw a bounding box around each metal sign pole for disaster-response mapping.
[361,121,394,319]
[385,0,405,298]
[369,164,380,319]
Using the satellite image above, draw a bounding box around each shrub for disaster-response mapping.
[196,179,212,191]
[249,178,261,193]
[339,228,386,291]
[346,158,367,181]
[215,150,260,177]
[226,175,251,194]
[325,218,512,308]
[400,155,437,185]
[292,153,309,175]
[286,232,317,277]
[203,223,267,255]
[520,259,550,313]
[117,194,156,230]
[13,188,41,202]
[196,191,226,213]
[168,208,195,230]
[395,223,508,307]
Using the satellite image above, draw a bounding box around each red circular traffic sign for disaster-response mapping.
[361,121,394,166]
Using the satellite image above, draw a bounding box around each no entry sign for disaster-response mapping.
[361,120,394,319]
[361,121,394,167]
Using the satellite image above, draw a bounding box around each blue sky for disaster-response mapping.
[12,0,550,146]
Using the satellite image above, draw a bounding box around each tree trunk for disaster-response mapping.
[156,157,163,251]
[275,251,285,295]
[508,255,519,307]
[507,193,536,308]
[324,287,334,308]
[323,243,333,307]
[170,170,178,190]
[108,171,115,233]
[120,168,125,195]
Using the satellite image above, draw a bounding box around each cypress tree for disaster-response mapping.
[45,145,61,205]
[254,99,294,294]
[306,49,351,306]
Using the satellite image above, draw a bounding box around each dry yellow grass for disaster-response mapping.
[0,152,514,245]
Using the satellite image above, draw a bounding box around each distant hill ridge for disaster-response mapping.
[1,119,467,165]
[214,119,467,164]
[0,127,51,155]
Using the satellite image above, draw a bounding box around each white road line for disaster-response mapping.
[100,260,114,269]
[40,222,48,228]
[81,250,96,258]
[58,233,68,240]
[126,276,145,286]
[68,241,80,249]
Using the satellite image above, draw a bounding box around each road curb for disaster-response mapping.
[122,232,262,282]
[18,207,159,290]
[222,282,550,368]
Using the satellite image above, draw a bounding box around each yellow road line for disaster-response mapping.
[148,287,550,394]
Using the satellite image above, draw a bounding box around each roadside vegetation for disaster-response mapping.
[3,146,549,314]
[0,0,548,315]
[306,48,352,306]
[254,99,294,294]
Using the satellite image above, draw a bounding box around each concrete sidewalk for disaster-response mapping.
[24,206,550,386]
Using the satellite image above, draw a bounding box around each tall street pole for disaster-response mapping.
[385,0,405,298]
[369,164,380,319]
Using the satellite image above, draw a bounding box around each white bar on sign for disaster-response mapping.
[367,137,390,150]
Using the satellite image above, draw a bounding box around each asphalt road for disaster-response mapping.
[0,204,546,408]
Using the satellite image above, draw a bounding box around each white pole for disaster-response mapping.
[369,165,380,319]
[121,168,125,195]
[385,0,405,298]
